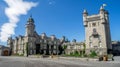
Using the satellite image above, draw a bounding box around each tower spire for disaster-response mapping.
[83,9,88,17]
[27,14,34,23]
[26,15,35,36]
[100,4,107,10]
[83,9,88,14]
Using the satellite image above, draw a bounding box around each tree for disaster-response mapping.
[62,45,67,54]
[83,43,86,54]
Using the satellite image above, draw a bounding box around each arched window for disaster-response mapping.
[92,23,96,27]
[99,42,102,47]
[89,42,92,48]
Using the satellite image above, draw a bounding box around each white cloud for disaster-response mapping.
[48,0,55,5]
[0,0,38,42]
[103,4,107,7]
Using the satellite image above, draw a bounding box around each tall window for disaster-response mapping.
[98,22,99,26]
[99,42,102,48]
[89,36,92,48]
[89,23,91,27]
[89,42,92,48]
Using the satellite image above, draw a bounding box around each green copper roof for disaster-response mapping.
[27,15,34,23]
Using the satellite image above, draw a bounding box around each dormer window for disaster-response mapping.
[41,33,46,39]
[50,35,56,41]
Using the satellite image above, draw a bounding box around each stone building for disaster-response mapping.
[62,39,85,55]
[7,16,65,56]
[0,45,10,56]
[63,42,84,55]
[83,5,112,55]
[112,41,120,56]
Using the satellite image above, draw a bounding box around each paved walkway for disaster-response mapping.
[0,56,120,67]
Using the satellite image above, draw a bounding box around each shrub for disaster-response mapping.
[12,53,24,56]
[89,50,97,57]
[74,51,79,55]
[70,52,73,55]
[19,54,24,56]
[83,54,88,57]
[13,53,19,56]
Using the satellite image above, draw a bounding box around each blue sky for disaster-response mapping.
[0,0,120,45]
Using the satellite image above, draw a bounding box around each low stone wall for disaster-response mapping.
[59,57,98,61]
[85,48,107,55]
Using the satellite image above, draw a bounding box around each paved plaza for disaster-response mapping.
[0,56,120,67]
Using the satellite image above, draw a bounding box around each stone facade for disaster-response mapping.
[7,16,65,56]
[0,45,10,56]
[112,41,120,55]
[7,5,113,56]
[83,5,112,55]
[63,42,84,55]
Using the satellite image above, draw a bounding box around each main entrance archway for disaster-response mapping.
[3,50,9,56]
